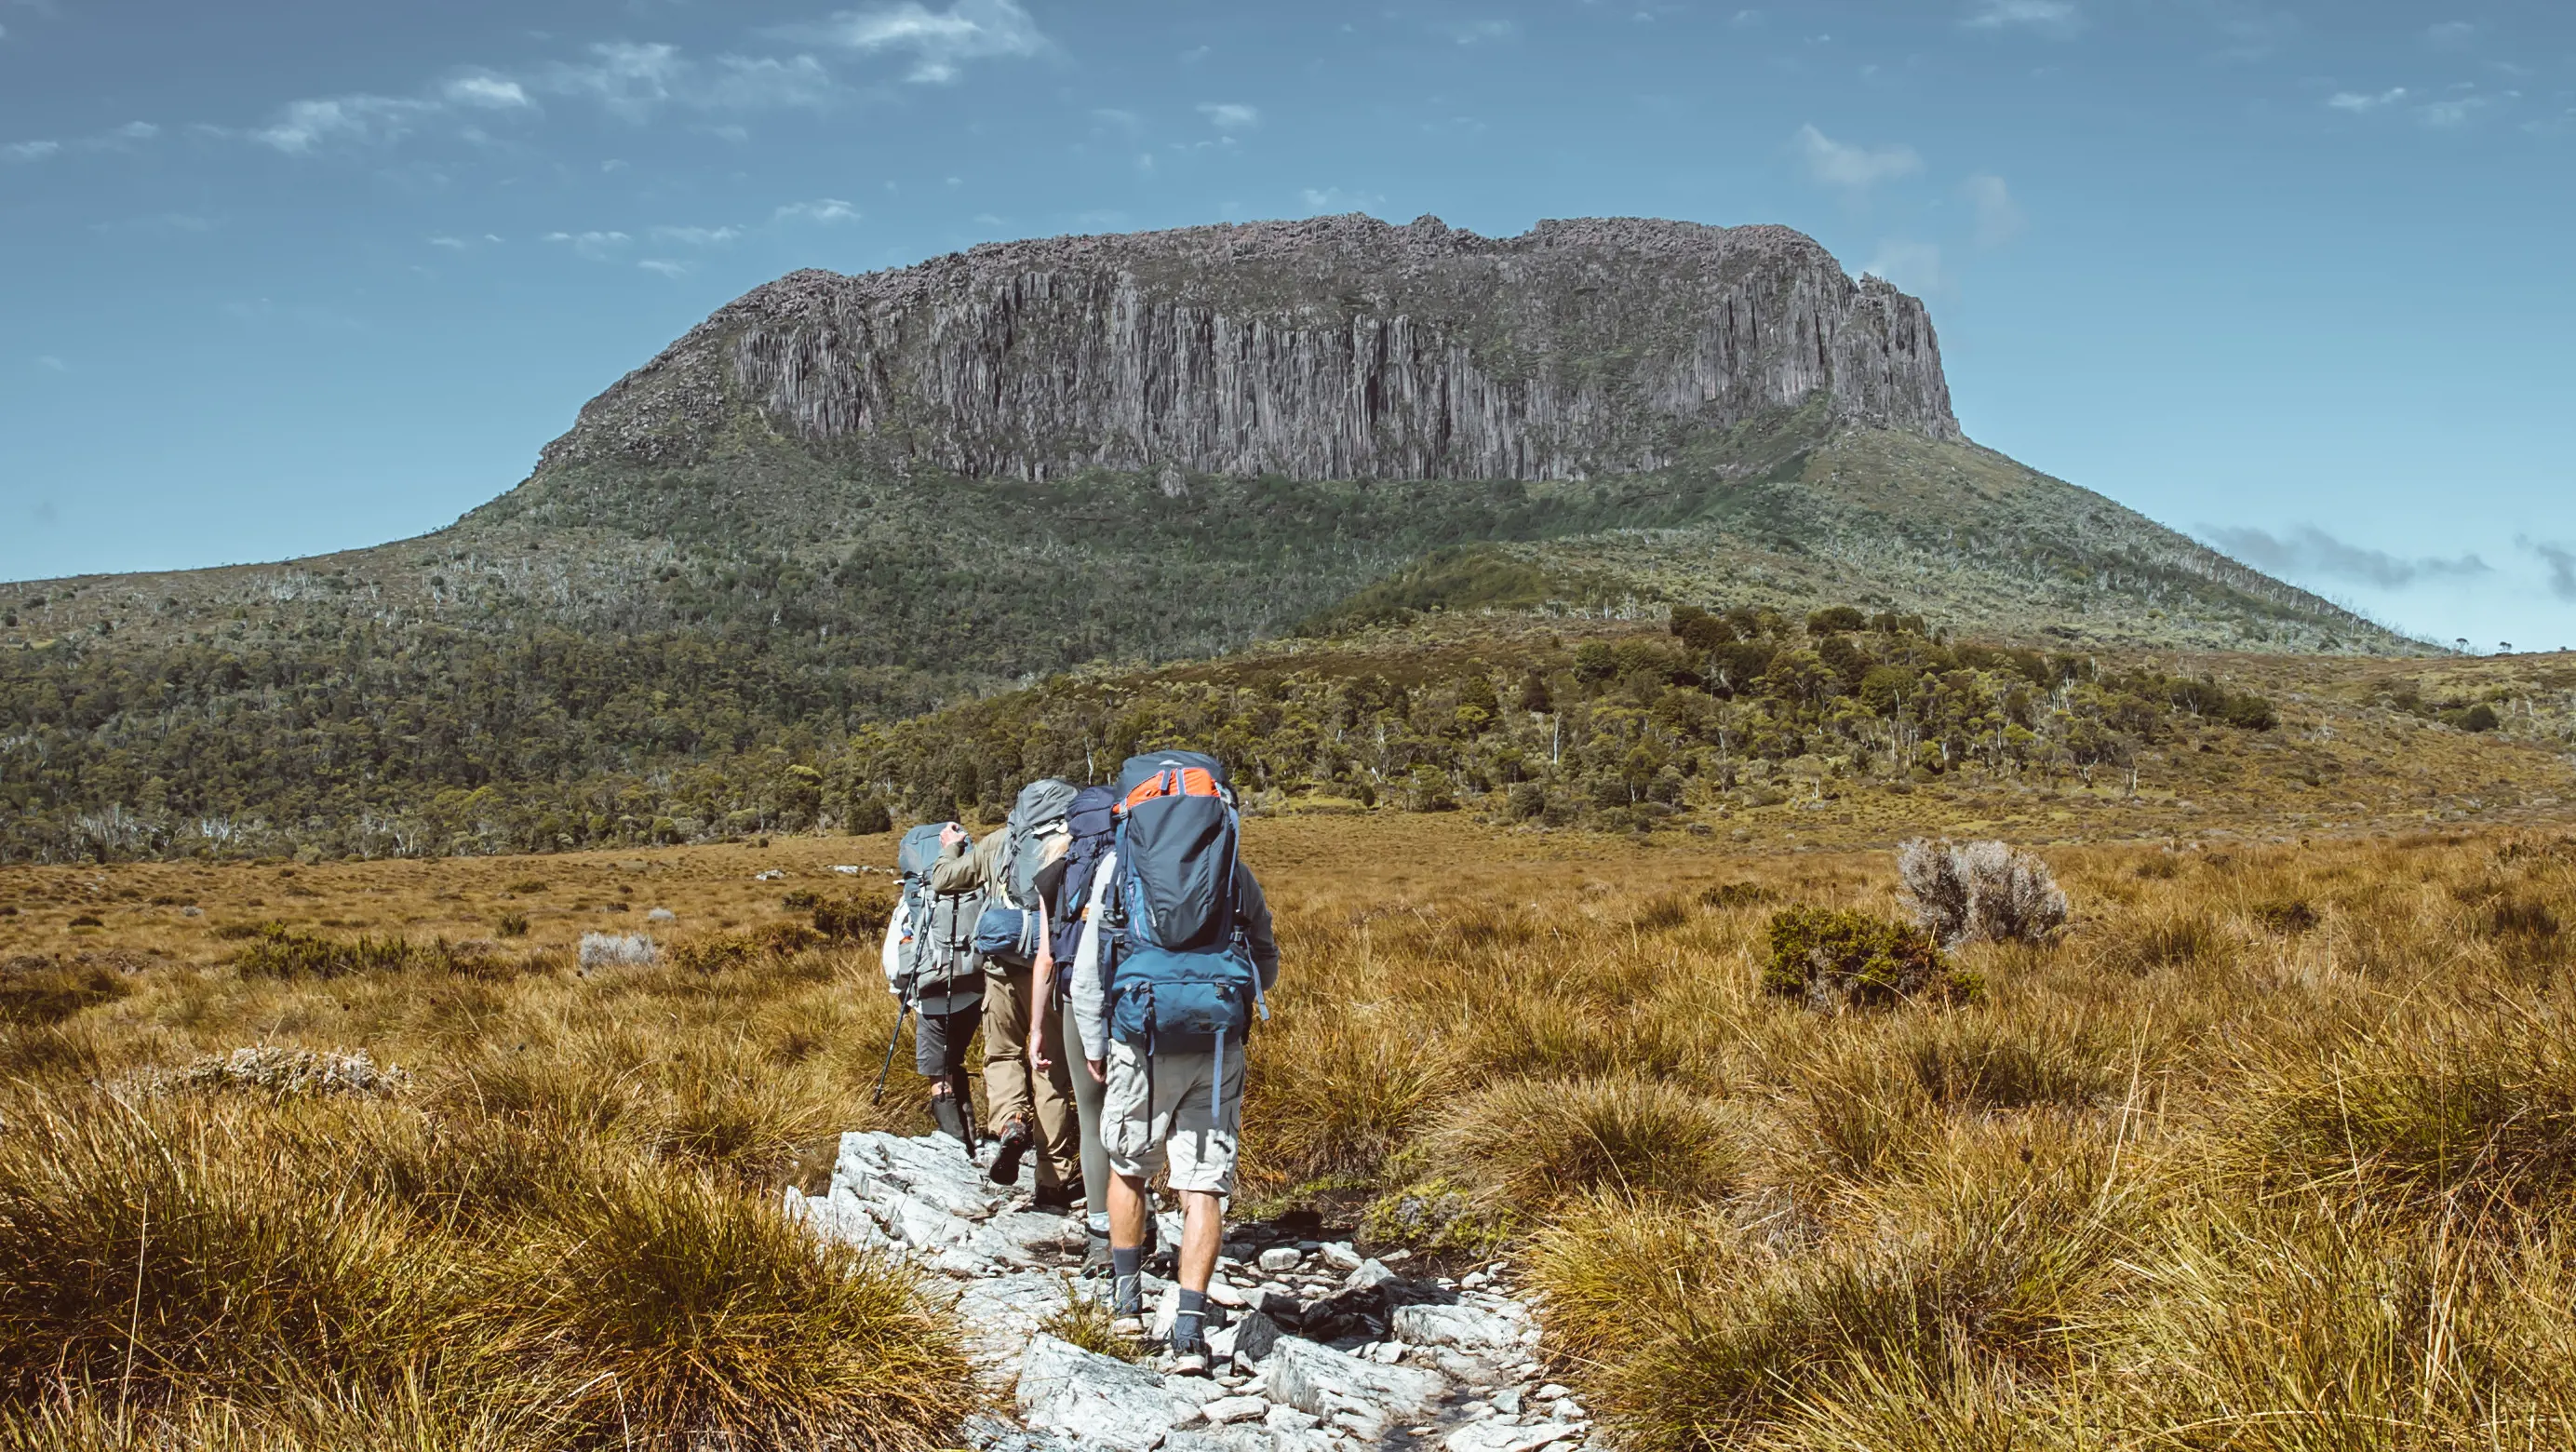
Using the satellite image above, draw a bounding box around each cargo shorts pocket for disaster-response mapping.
[1101,1046,1153,1163]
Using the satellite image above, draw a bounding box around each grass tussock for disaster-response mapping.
[1035,1283,1146,1364]
[1425,1075,1744,1209]
[490,1166,973,1445]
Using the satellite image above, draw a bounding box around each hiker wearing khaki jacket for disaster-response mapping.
[932,821,1081,1205]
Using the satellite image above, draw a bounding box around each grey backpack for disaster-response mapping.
[897,824,984,1012]
[1000,778,1080,909]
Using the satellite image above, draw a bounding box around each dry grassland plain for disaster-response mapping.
[5,797,2576,1448]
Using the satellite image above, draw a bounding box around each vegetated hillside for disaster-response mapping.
[838,611,2576,847]
[0,217,2418,862]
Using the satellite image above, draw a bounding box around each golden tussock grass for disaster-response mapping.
[6,813,2576,1446]
[0,855,980,1450]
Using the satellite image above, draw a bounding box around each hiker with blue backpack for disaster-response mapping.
[1068,750,1280,1377]
[937,780,1084,1208]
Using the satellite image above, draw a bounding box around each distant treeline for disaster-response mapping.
[0,597,2285,861]
[0,624,929,863]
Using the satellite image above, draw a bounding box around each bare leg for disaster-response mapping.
[1109,1170,1151,1248]
[1176,1189,1223,1293]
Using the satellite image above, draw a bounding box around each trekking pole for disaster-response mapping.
[871,999,915,1105]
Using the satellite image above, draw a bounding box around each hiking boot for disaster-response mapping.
[1080,1234,1111,1278]
[1165,1330,1212,1378]
[1031,1176,1084,1213]
[926,1093,970,1146]
[988,1116,1034,1187]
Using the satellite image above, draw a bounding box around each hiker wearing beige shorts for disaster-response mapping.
[1100,1038,1246,1194]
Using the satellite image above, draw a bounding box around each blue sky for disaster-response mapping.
[3,0,2570,650]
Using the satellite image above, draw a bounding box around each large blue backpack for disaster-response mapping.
[1106,752,1265,1088]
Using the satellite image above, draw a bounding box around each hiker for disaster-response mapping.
[883,821,986,1148]
[937,781,1083,1207]
[1028,784,1120,1254]
[1069,750,1279,1376]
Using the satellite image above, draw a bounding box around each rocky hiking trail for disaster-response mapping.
[786,1132,1590,1452]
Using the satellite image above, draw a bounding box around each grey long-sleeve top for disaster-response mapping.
[1068,848,1280,1062]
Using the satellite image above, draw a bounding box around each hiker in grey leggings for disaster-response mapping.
[1027,903,1110,1249]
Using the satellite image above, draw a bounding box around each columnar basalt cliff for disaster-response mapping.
[543,214,1958,483]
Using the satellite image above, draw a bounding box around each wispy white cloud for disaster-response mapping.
[7,118,161,162]
[1964,173,2024,247]
[788,0,1045,84]
[638,259,690,279]
[237,35,839,157]
[538,42,686,119]
[701,54,837,109]
[2425,20,2478,48]
[775,197,861,223]
[2328,84,2498,129]
[543,229,632,260]
[1795,124,1921,189]
[1447,19,1520,44]
[1964,0,2078,34]
[35,356,68,373]
[442,74,531,110]
[1199,102,1259,129]
[2207,524,2490,589]
[650,224,743,246]
[250,94,440,154]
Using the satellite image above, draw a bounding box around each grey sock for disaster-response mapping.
[1111,1246,1143,1317]
[1174,1288,1208,1348]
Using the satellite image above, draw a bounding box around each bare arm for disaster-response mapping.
[1027,901,1055,1072]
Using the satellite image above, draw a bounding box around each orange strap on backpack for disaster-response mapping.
[1120,766,1221,813]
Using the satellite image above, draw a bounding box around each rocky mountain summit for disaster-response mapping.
[792,1129,1577,1452]
[547,214,1956,483]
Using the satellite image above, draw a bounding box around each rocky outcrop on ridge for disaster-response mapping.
[789,1129,1584,1452]
[546,214,1956,482]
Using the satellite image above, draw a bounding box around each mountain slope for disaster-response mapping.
[0,215,2418,860]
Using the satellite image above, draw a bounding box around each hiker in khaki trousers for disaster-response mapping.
[932,824,1080,1205]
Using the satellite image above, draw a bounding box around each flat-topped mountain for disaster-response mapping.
[0,216,2419,859]
[549,214,1956,481]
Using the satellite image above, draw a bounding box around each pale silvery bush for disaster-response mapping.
[579,932,661,969]
[1898,839,2070,947]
